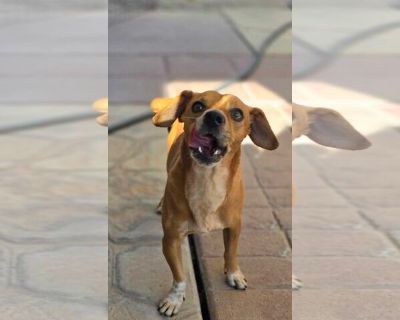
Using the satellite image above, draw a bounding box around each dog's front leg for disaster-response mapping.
[223,225,247,290]
[158,234,186,317]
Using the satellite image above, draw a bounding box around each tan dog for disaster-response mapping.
[151,90,279,317]
[291,103,371,290]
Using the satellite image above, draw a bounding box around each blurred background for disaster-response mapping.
[293,0,400,319]
[0,1,107,319]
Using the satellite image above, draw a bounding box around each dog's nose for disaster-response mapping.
[204,110,225,128]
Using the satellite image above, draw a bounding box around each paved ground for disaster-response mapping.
[292,97,400,320]
[109,3,291,104]
[111,1,400,319]
[0,4,106,105]
[0,2,108,320]
[292,1,400,319]
[109,121,202,320]
[109,102,292,320]
[2,0,399,319]
[109,1,292,319]
[0,107,108,319]
[193,106,292,320]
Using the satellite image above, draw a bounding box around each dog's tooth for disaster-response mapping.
[214,149,221,155]
[198,146,203,153]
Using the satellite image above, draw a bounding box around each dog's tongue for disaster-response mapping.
[188,127,213,150]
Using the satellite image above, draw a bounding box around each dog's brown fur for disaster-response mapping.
[151,90,278,316]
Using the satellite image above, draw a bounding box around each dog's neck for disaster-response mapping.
[181,141,241,232]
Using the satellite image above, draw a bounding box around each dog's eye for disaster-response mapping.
[230,108,243,122]
[192,101,206,113]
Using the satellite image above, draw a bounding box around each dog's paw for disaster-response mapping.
[226,270,247,290]
[158,281,186,317]
[292,274,303,290]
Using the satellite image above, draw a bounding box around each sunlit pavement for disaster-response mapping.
[0,107,108,319]
[292,1,400,319]
[1,0,399,319]
[292,95,400,319]
[0,3,108,319]
[108,1,292,319]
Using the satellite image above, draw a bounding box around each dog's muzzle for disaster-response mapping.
[188,110,228,165]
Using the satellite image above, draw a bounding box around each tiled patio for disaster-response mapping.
[0,107,108,319]
[109,1,292,319]
[292,101,400,320]
[0,2,107,319]
[292,2,400,318]
[1,0,400,319]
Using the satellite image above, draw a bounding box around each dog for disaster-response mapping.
[291,103,371,289]
[151,90,279,316]
[98,94,370,297]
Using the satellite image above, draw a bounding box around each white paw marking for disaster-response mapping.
[292,274,303,290]
[158,281,186,317]
[226,270,247,290]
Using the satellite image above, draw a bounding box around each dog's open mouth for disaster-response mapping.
[188,127,227,165]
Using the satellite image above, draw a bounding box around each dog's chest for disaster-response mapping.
[185,164,228,232]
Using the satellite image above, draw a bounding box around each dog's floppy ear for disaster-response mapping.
[249,107,279,150]
[304,106,371,150]
[92,97,108,126]
[151,90,193,127]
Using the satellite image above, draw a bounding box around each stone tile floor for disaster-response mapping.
[109,99,292,320]
[3,0,400,319]
[293,10,400,318]
[0,6,107,105]
[109,4,291,104]
[292,85,400,319]
[109,121,202,320]
[108,5,292,317]
[0,107,108,320]
[193,105,292,320]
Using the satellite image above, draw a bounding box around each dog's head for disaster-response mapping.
[151,90,279,166]
[292,104,371,150]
